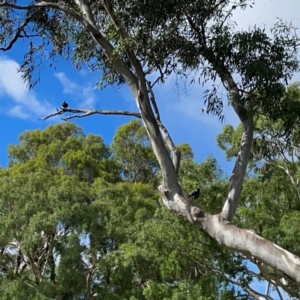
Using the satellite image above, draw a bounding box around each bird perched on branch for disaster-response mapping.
[61,101,68,109]
[189,188,200,200]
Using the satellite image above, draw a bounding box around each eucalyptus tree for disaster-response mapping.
[1,0,300,298]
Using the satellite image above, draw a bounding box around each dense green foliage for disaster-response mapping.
[0,122,250,299]
[111,120,158,184]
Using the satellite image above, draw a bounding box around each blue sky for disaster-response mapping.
[0,1,300,298]
[0,50,237,170]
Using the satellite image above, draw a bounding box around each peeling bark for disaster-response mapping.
[162,193,300,287]
[204,215,300,283]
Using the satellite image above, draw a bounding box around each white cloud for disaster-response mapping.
[0,57,55,120]
[54,72,79,95]
[7,105,29,119]
[232,0,300,30]
[82,86,96,108]
[0,58,27,101]
[55,72,96,108]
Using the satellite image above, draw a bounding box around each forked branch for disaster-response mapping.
[222,117,253,221]
[147,81,181,174]
[211,65,254,221]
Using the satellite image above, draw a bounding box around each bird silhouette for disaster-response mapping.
[189,188,200,200]
[61,101,68,109]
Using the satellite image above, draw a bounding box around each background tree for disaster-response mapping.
[0,123,117,299]
[217,83,300,296]
[1,0,300,297]
[111,120,159,184]
[217,82,300,199]
[0,123,254,299]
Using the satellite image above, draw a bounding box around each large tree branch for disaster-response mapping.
[222,117,253,221]
[0,1,86,23]
[157,119,181,175]
[212,65,253,222]
[161,189,300,290]
[135,84,180,193]
[146,81,161,121]
[98,0,181,191]
[205,216,300,289]
[73,0,139,87]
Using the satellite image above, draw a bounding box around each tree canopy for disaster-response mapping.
[1,0,300,298]
[0,122,253,299]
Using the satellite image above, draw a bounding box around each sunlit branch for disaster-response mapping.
[226,273,274,299]
[241,282,274,300]
[182,250,277,300]
[40,108,141,121]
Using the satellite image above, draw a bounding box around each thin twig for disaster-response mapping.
[0,10,41,51]
[147,81,160,121]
